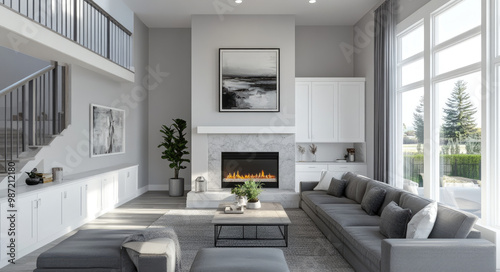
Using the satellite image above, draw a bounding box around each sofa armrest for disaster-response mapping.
[381,239,495,272]
[300,182,319,193]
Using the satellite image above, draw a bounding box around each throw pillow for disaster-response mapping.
[313,170,330,191]
[123,238,176,270]
[361,187,387,215]
[406,201,438,239]
[380,201,412,238]
[327,177,348,197]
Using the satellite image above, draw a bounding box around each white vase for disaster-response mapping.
[247,200,261,209]
[236,196,247,206]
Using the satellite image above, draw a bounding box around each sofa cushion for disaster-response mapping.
[364,180,404,216]
[36,229,138,270]
[301,191,357,211]
[327,177,347,197]
[343,226,384,271]
[406,201,438,239]
[399,192,432,217]
[317,204,381,235]
[428,203,478,238]
[361,187,387,215]
[379,201,412,238]
[343,172,370,203]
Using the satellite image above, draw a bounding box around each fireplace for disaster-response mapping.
[221,152,279,188]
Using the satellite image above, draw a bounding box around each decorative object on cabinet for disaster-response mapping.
[90,104,125,157]
[297,145,306,161]
[219,48,280,112]
[52,167,63,182]
[25,168,43,185]
[309,144,318,162]
[158,118,191,197]
[347,148,355,162]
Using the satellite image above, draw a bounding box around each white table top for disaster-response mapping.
[212,202,291,225]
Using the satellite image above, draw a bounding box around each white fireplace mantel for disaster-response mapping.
[197,126,296,134]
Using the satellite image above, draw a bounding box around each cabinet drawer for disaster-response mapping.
[296,164,328,172]
[328,164,366,173]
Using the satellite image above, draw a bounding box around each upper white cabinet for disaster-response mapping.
[295,78,365,143]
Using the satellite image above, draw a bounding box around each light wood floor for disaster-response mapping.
[0,191,186,272]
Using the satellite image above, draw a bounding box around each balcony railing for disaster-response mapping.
[0,0,132,70]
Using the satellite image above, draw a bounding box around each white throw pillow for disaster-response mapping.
[406,201,438,239]
[313,170,330,191]
[403,181,419,195]
[123,238,176,272]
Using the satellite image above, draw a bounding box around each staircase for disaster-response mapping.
[0,62,67,174]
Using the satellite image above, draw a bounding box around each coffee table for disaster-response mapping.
[212,202,291,247]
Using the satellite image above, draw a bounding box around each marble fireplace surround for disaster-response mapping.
[186,126,300,208]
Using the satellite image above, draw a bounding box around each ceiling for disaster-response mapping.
[122,0,381,28]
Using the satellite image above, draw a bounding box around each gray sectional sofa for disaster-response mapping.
[300,172,496,272]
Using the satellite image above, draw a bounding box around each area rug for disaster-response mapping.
[149,208,354,272]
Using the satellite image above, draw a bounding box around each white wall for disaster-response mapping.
[148,28,192,190]
[191,15,295,188]
[0,46,50,90]
[296,26,354,77]
[12,15,150,188]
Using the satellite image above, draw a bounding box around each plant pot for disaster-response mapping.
[247,200,261,209]
[169,178,184,197]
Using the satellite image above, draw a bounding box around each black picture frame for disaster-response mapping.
[219,48,280,112]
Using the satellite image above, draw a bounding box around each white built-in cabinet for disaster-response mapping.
[0,164,139,267]
[295,78,365,143]
[295,163,368,192]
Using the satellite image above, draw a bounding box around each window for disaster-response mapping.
[395,0,483,218]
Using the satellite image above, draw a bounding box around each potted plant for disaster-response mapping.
[243,180,263,209]
[158,118,190,197]
[231,184,247,206]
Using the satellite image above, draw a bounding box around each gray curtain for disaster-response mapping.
[374,0,397,183]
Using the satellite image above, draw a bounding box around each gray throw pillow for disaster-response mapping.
[380,201,412,238]
[361,187,387,215]
[327,177,347,197]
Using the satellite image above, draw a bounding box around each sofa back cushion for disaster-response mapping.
[428,204,478,238]
[343,172,370,203]
[399,192,432,217]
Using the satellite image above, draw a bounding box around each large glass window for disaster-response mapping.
[396,0,483,217]
[434,0,481,44]
[436,72,482,217]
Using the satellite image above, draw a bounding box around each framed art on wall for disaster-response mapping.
[219,48,280,112]
[90,104,125,157]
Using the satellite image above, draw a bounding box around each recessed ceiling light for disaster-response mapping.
[235,0,242,3]
[309,0,316,3]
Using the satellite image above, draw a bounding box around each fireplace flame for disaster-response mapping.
[226,170,276,180]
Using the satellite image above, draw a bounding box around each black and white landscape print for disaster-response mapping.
[220,49,279,112]
[91,104,125,157]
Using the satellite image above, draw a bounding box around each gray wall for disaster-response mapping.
[148,28,192,189]
[296,26,354,77]
[353,0,432,179]
[0,46,50,90]
[24,15,150,188]
[191,15,295,186]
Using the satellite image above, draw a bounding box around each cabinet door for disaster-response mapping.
[295,82,311,142]
[17,194,38,252]
[311,82,338,142]
[37,190,63,242]
[62,184,83,225]
[125,167,138,199]
[102,174,117,212]
[338,82,365,142]
[86,179,102,219]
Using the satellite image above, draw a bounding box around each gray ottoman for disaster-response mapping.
[190,248,289,272]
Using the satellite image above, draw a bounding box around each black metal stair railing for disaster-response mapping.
[0,0,132,70]
[0,62,67,173]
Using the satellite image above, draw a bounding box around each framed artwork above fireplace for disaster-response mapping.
[219,48,280,112]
